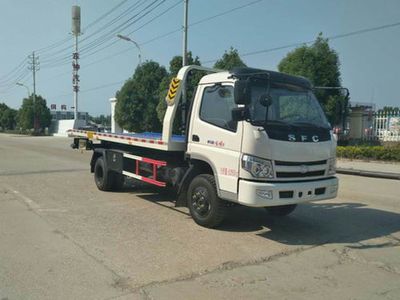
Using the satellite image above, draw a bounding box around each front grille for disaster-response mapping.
[276,170,325,178]
[273,160,327,180]
[275,160,327,166]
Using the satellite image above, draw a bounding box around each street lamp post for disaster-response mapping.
[16,82,30,98]
[116,34,142,65]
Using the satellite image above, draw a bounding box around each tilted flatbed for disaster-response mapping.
[68,129,186,151]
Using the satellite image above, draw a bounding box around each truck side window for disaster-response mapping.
[200,85,237,132]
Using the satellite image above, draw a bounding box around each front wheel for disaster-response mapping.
[187,174,226,228]
[264,204,297,216]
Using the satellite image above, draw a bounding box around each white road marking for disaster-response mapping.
[37,208,68,213]
[2,185,68,213]
[10,188,41,210]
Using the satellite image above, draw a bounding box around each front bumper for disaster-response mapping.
[237,177,338,207]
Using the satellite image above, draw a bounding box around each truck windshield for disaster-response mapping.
[248,83,330,129]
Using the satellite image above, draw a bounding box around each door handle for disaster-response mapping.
[192,134,200,142]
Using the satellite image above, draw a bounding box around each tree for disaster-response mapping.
[0,103,17,130]
[278,34,345,125]
[156,52,202,128]
[378,106,400,113]
[17,95,51,131]
[213,47,247,70]
[1,108,17,130]
[115,61,167,132]
[0,103,8,113]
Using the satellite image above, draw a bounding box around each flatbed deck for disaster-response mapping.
[68,129,186,151]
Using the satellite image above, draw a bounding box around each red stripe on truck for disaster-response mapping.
[141,157,167,166]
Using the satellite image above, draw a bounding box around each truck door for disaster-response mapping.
[188,84,242,199]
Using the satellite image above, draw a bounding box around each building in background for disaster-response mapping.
[49,104,88,136]
[346,101,400,142]
[50,110,88,122]
[347,102,375,140]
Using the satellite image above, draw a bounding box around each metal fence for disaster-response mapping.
[370,111,400,141]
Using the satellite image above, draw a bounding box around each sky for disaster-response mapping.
[0,0,399,116]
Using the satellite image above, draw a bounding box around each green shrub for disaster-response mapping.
[337,145,400,161]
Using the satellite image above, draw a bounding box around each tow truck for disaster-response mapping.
[69,65,344,228]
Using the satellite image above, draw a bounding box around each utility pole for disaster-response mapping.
[72,35,80,120]
[72,5,81,121]
[182,0,189,66]
[181,0,189,134]
[28,51,39,131]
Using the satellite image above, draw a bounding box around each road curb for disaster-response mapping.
[337,168,400,180]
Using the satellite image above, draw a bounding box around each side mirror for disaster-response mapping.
[234,80,251,105]
[232,107,248,122]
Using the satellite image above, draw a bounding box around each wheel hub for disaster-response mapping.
[192,187,210,217]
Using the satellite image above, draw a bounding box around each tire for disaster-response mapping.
[264,204,297,216]
[94,156,114,191]
[187,174,226,228]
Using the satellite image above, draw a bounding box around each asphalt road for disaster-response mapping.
[0,134,399,300]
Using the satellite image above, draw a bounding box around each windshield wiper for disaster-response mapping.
[251,119,291,128]
[290,121,330,130]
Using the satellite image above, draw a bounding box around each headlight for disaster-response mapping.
[242,154,274,178]
[328,157,336,175]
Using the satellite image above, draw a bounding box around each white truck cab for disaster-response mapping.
[70,65,342,228]
[188,68,338,209]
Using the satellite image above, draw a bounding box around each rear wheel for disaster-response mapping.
[94,156,124,191]
[264,204,297,216]
[187,174,226,228]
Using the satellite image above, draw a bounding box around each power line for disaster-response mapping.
[74,0,180,65]
[36,0,134,57]
[48,19,400,100]
[0,68,29,87]
[39,0,146,65]
[35,37,71,54]
[78,0,149,51]
[49,80,125,99]
[1,0,139,92]
[41,0,176,69]
[190,0,263,27]
[79,0,166,56]
[0,58,30,91]
[141,0,264,46]
[40,0,254,69]
[39,45,135,82]
[0,71,30,94]
[84,47,134,68]
[0,0,256,79]
[0,58,27,82]
[83,80,125,93]
[141,28,181,46]
[125,0,181,36]
[203,20,400,64]
[61,0,263,70]
[83,0,130,31]
[329,21,400,40]
[40,0,162,68]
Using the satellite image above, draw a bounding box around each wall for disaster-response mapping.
[52,119,86,137]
